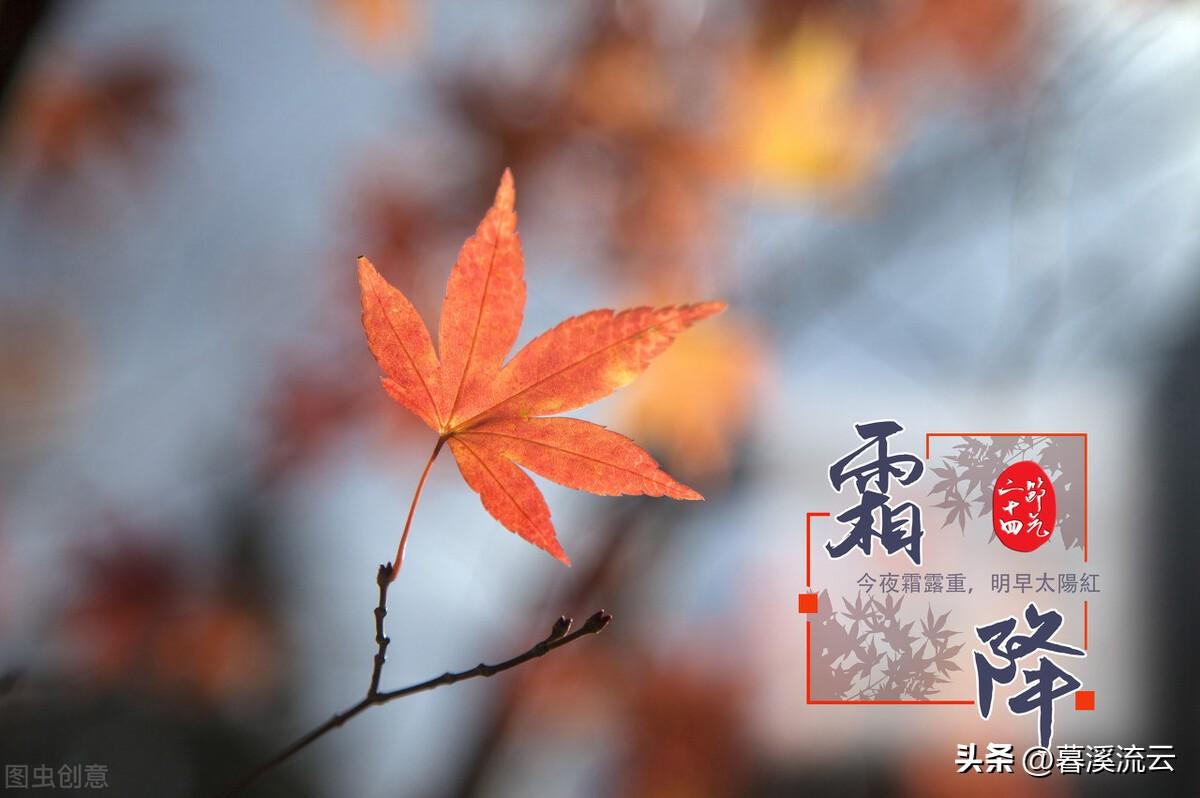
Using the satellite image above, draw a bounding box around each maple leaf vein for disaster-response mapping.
[367,276,442,427]
[447,233,503,424]
[463,428,684,492]
[454,437,542,528]
[455,316,679,430]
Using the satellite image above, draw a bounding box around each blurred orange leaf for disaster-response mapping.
[61,537,277,702]
[321,0,416,54]
[358,170,724,563]
[860,0,1029,83]
[5,49,184,190]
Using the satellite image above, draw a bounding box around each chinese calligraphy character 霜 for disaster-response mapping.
[827,420,926,565]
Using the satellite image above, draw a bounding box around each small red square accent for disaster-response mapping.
[798,593,819,614]
[1075,690,1095,711]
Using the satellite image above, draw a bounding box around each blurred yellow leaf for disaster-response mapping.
[619,314,766,482]
[729,26,890,192]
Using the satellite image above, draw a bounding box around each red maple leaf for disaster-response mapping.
[359,170,723,569]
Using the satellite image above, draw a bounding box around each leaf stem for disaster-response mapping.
[392,436,447,580]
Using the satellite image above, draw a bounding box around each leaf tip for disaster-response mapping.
[544,534,571,566]
[494,168,515,212]
[357,255,380,287]
[695,300,728,320]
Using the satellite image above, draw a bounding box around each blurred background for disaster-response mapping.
[0,0,1198,796]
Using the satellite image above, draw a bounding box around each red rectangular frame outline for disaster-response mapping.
[801,427,1094,705]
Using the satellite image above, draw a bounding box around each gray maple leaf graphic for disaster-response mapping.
[926,435,1084,550]
[810,591,964,701]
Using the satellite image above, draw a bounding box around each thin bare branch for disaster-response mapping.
[216,564,610,798]
[368,562,394,696]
